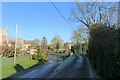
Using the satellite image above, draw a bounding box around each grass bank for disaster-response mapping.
[55,55,76,72]
[1,55,39,78]
[50,53,69,60]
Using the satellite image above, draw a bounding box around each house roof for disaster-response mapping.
[24,40,32,44]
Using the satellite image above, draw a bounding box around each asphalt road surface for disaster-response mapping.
[6,54,95,79]
[49,55,94,78]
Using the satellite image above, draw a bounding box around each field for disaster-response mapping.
[0,55,39,78]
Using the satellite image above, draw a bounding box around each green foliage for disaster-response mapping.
[71,43,88,54]
[88,23,120,79]
[41,37,47,53]
[116,28,120,54]
[56,42,60,52]
[72,44,81,54]
[34,46,50,63]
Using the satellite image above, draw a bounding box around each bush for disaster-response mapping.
[88,23,120,79]
[33,46,50,63]
[36,53,50,63]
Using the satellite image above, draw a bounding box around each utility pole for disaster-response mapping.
[14,24,18,66]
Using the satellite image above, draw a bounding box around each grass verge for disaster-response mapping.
[55,56,76,72]
[1,55,39,78]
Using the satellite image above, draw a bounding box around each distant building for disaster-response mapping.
[30,48,36,55]
[24,40,32,50]
[24,40,37,55]
[0,28,8,46]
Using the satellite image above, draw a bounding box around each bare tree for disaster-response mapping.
[71,27,88,44]
[50,35,64,52]
[71,27,88,53]
[31,39,40,48]
[70,2,118,30]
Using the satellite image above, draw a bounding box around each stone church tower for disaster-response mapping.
[0,28,8,46]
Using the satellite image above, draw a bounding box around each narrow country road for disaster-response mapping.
[6,54,95,79]
[16,63,59,78]
[49,54,94,78]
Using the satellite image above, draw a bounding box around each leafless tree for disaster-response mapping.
[31,39,40,48]
[71,27,88,44]
[70,2,118,30]
[50,35,64,50]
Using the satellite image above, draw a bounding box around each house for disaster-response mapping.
[30,48,36,55]
[24,40,32,50]
[24,40,37,55]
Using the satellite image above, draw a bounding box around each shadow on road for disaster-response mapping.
[14,64,25,72]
